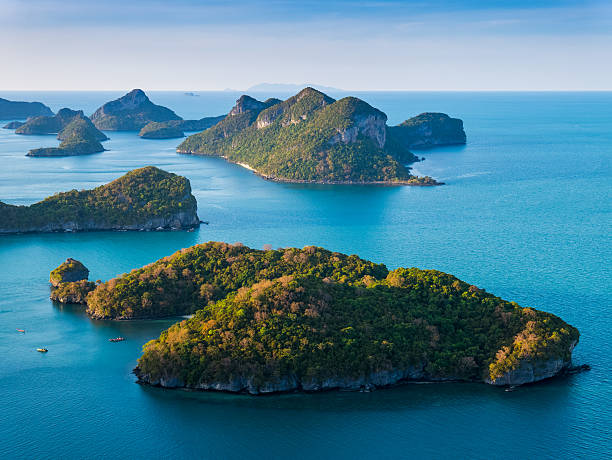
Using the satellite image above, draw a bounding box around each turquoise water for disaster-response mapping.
[0,91,610,458]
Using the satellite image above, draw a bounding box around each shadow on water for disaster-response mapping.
[137,372,580,414]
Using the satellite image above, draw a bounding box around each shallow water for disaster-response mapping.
[0,91,610,458]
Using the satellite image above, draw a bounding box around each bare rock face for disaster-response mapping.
[485,356,573,386]
[90,89,182,131]
[330,112,387,148]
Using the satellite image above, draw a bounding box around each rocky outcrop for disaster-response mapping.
[3,121,25,129]
[50,258,89,287]
[134,365,431,394]
[50,280,96,304]
[486,352,574,386]
[389,113,466,149]
[0,98,53,120]
[90,89,181,131]
[136,349,576,394]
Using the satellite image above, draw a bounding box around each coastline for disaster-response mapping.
[179,150,443,186]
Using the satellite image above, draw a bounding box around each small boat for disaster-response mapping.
[36,348,48,353]
[109,337,125,342]
[16,329,25,333]
[505,385,517,392]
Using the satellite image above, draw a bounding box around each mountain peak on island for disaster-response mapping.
[229,95,273,116]
[90,89,181,131]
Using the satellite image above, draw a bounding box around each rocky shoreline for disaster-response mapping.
[133,353,577,395]
[0,213,199,234]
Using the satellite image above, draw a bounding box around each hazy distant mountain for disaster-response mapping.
[247,83,343,93]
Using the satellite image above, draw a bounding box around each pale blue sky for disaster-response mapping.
[1,0,611,90]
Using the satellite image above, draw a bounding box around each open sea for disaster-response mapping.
[0,91,610,459]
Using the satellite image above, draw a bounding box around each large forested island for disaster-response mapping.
[76,241,578,391]
[0,167,199,233]
[177,87,465,185]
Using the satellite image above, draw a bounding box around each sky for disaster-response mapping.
[1,0,611,91]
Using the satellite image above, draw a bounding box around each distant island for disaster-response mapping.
[0,166,199,233]
[3,121,25,129]
[139,116,225,139]
[247,83,343,93]
[177,88,465,185]
[90,89,182,131]
[14,108,107,140]
[27,114,108,157]
[75,241,578,391]
[0,97,53,120]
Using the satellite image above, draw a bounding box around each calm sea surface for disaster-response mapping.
[0,91,610,459]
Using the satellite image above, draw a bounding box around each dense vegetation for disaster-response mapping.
[57,115,107,141]
[388,112,466,149]
[90,89,181,131]
[122,242,578,388]
[0,166,198,232]
[178,88,439,185]
[0,97,53,119]
[87,242,387,319]
[50,280,96,304]
[27,116,107,157]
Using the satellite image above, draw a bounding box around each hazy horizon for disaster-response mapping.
[1,0,611,91]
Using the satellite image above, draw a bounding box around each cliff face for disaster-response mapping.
[0,210,198,233]
[135,347,576,394]
[329,111,387,149]
[90,89,182,131]
[485,348,575,386]
[0,97,53,120]
[134,365,430,394]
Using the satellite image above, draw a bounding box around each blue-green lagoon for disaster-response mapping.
[0,91,610,458]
